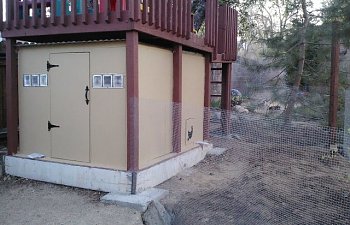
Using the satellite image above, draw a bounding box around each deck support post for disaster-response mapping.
[173,45,182,153]
[126,31,139,175]
[221,63,232,136]
[6,39,18,155]
[203,55,211,140]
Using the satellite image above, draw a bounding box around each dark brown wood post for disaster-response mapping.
[6,39,19,155]
[329,21,340,144]
[173,45,182,153]
[221,63,232,136]
[203,54,211,140]
[126,31,139,172]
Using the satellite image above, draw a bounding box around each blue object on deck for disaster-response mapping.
[56,0,83,16]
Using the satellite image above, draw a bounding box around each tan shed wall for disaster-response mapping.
[18,42,127,170]
[181,51,205,151]
[138,44,173,169]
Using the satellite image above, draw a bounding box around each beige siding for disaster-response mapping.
[181,51,205,151]
[138,44,173,169]
[18,42,127,170]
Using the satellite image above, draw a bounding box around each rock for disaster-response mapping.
[142,201,173,225]
[233,105,249,113]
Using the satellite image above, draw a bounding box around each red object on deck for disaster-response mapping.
[100,0,126,12]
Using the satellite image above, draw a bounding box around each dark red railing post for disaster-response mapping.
[6,38,19,155]
[141,0,148,24]
[167,0,172,32]
[60,0,66,25]
[14,0,19,29]
[0,0,3,30]
[172,0,177,34]
[149,0,154,25]
[93,0,99,23]
[23,0,29,28]
[134,0,140,22]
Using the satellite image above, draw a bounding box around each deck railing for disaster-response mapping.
[0,0,237,62]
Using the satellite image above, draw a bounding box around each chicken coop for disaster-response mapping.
[2,0,237,194]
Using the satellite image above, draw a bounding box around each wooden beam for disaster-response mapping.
[126,31,139,171]
[6,39,19,155]
[203,55,211,140]
[221,63,232,135]
[172,45,182,153]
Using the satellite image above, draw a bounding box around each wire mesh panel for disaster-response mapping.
[161,108,350,225]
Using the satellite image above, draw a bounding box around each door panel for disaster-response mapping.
[50,53,90,162]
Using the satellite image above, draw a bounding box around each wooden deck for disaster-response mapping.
[0,0,237,62]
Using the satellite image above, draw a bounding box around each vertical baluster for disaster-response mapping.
[101,0,110,23]
[50,0,56,25]
[23,0,29,28]
[71,0,77,24]
[134,0,140,21]
[166,0,172,32]
[182,0,186,37]
[177,0,182,36]
[6,0,13,29]
[160,0,166,31]
[141,0,148,24]
[172,0,177,34]
[154,0,160,28]
[186,0,191,39]
[148,0,154,25]
[0,0,3,30]
[82,0,88,24]
[93,0,99,23]
[14,0,19,29]
[127,0,134,20]
[41,0,46,27]
[60,0,66,25]
[32,0,38,28]
[204,0,209,44]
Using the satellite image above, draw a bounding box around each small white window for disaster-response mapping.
[113,74,124,88]
[23,74,31,87]
[31,75,40,87]
[103,75,112,88]
[40,74,48,87]
[93,75,103,88]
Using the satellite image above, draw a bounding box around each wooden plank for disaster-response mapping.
[6,0,13,29]
[203,55,211,140]
[172,45,182,153]
[50,0,56,25]
[6,39,19,155]
[141,0,148,24]
[126,31,139,171]
[41,0,47,27]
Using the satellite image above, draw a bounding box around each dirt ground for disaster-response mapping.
[159,133,350,225]
[0,176,144,225]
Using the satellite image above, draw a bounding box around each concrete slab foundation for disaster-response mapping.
[5,144,212,193]
[101,188,169,212]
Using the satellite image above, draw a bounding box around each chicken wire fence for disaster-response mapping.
[170,108,350,225]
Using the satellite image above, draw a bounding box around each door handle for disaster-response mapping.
[48,121,60,131]
[85,86,90,105]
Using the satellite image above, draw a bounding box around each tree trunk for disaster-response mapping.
[283,0,309,123]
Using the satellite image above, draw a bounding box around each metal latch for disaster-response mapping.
[47,61,59,72]
[48,121,60,131]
